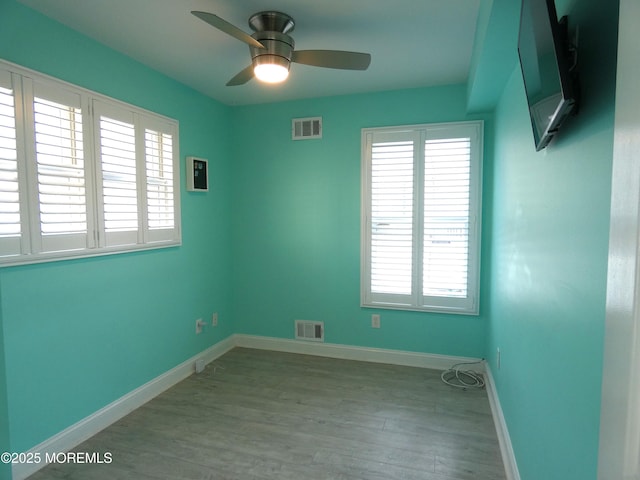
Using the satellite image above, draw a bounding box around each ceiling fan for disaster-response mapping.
[191,10,372,86]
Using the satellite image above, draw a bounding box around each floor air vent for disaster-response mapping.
[295,320,324,342]
[292,117,322,140]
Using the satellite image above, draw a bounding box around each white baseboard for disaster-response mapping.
[232,334,481,371]
[12,336,235,480]
[484,363,521,480]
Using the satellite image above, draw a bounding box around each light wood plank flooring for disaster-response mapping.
[28,348,506,480]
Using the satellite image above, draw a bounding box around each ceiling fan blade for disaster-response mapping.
[292,50,371,70]
[226,65,255,86]
[191,11,265,49]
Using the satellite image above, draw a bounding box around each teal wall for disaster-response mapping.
[487,0,618,479]
[230,87,490,357]
[0,0,234,456]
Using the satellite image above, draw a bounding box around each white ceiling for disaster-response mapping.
[18,0,482,106]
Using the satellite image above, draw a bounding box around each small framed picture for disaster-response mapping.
[186,156,208,192]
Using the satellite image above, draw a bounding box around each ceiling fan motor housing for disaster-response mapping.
[250,31,295,72]
[248,11,295,34]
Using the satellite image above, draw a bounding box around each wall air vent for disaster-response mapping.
[292,117,322,140]
[295,320,324,342]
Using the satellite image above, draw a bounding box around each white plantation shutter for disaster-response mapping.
[423,137,471,299]
[100,117,137,232]
[370,133,415,299]
[143,121,177,243]
[0,71,21,256]
[94,102,139,246]
[362,122,482,314]
[32,83,88,252]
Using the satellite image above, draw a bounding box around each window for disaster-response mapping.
[361,121,483,314]
[0,70,21,257]
[0,61,181,266]
[32,83,88,253]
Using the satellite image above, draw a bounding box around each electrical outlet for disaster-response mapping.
[497,347,501,370]
[371,314,381,329]
[212,312,218,326]
[196,318,205,334]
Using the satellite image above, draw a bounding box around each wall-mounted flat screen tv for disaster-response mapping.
[518,0,578,151]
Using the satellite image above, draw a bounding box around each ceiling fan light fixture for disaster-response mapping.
[253,55,290,83]
[192,10,371,87]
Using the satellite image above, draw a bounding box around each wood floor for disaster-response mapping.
[28,348,506,480]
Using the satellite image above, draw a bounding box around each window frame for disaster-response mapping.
[360,121,483,315]
[0,59,181,267]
